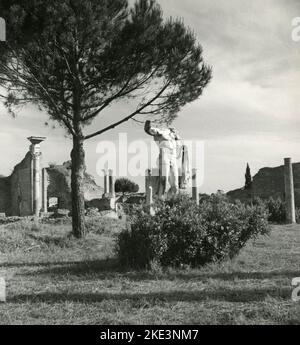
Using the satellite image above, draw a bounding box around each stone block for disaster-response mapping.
[54,209,70,218]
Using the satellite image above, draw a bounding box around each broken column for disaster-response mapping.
[28,136,46,217]
[109,169,115,198]
[158,148,165,198]
[192,168,199,205]
[146,186,155,216]
[102,169,116,210]
[145,169,151,194]
[109,169,116,209]
[284,158,296,224]
[102,169,110,197]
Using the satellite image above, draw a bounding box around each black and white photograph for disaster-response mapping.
[0,0,300,329]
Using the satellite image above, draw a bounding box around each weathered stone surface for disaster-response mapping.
[227,162,300,206]
[54,209,70,217]
[45,161,104,211]
[86,198,112,211]
[102,210,119,219]
[0,158,104,216]
[6,152,32,216]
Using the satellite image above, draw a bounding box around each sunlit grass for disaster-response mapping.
[0,218,300,325]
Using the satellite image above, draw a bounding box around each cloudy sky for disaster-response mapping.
[0,0,299,193]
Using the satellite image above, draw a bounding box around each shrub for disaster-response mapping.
[251,197,286,223]
[266,197,286,223]
[115,178,139,195]
[116,194,270,269]
[296,208,300,224]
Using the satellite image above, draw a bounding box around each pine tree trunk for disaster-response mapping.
[71,135,86,238]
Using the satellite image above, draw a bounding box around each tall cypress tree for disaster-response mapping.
[245,163,252,190]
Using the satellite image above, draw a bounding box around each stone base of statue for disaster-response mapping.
[100,195,116,211]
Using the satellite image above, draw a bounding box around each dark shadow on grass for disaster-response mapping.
[172,270,300,281]
[8,286,291,304]
[3,259,300,283]
[22,264,300,283]
[0,258,119,270]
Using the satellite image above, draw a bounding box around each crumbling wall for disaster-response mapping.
[10,152,33,216]
[47,161,104,211]
[0,176,11,215]
[47,163,72,210]
[0,152,33,216]
[0,153,104,216]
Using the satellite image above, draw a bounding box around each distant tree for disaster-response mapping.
[0,0,212,238]
[245,163,252,190]
[115,178,139,196]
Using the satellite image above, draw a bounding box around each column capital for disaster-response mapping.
[28,137,46,157]
[28,136,46,145]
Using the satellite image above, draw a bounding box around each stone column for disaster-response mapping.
[109,169,115,198]
[146,186,155,216]
[109,169,116,210]
[102,169,110,197]
[284,158,296,224]
[192,168,199,205]
[145,169,151,194]
[42,168,48,213]
[158,148,165,198]
[28,136,46,217]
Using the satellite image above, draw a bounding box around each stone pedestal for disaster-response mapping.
[284,158,296,224]
[28,137,46,217]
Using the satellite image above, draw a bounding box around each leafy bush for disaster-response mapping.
[266,197,286,223]
[115,178,139,195]
[296,208,300,224]
[116,194,270,269]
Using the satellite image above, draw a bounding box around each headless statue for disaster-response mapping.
[144,120,184,198]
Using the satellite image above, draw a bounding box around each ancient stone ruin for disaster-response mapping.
[0,137,103,217]
[227,161,300,207]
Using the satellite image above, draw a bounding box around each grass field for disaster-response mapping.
[0,217,300,325]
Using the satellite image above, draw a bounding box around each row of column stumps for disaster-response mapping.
[284,157,296,224]
[145,168,200,215]
[26,137,296,225]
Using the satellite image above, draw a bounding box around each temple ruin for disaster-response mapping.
[0,137,103,217]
